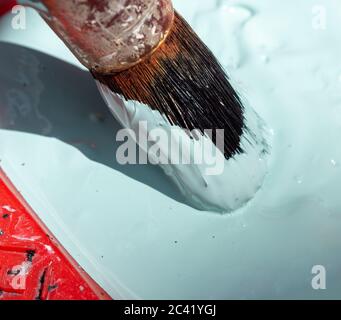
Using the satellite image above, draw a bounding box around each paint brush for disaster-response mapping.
[17,0,245,158]
[15,0,269,212]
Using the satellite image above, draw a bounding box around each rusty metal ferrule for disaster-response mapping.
[21,0,174,74]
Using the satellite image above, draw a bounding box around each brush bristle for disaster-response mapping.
[93,11,245,159]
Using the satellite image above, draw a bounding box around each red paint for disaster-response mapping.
[0,1,112,301]
[0,169,111,300]
[0,0,16,17]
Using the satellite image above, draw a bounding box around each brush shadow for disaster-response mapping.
[0,42,189,207]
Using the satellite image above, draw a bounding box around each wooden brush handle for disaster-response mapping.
[19,0,174,73]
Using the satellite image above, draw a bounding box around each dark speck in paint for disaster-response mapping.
[26,250,36,262]
[36,269,47,300]
[7,269,20,276]
[48,284,58,292]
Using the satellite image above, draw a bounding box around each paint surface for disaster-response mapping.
[0,0,341,298]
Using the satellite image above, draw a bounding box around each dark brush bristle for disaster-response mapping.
[93,11,245,159]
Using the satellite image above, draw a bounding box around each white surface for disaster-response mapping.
[1,0,341,299]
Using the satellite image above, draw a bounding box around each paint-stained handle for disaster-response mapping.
[17,0,174,74]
